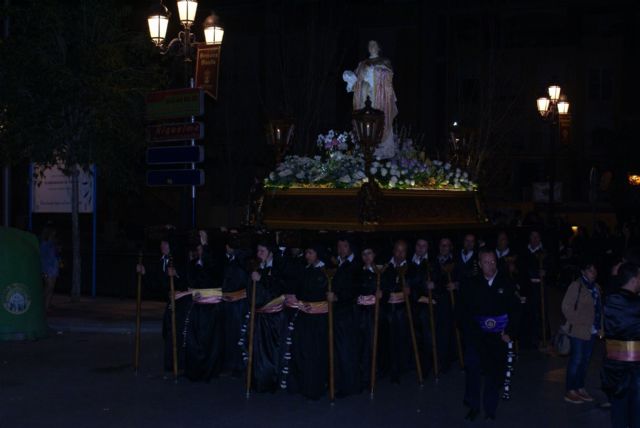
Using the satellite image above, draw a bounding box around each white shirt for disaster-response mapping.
[389,258,407,268]
[338,253,354,266]
[496,248,510,259]
[260,257,273,270]
[308,260,325,269]
[412,254,428,265]
[485,272,498,287]
[461,250,474,264]
[528,244,543,254]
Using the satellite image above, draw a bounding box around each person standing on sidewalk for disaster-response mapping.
[561,259,603,404]
[602,262,640,427]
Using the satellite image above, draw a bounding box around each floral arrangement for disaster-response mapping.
[316,130,356,154]
[265,131,477,191]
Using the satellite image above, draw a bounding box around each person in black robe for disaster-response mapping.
[184,243,224,381]
[354,245,384,390]
[518,230,551,349]
[137,238,192,375]
[330,237,360,397]
[241,241,286,393]
[287,245,330,400]
[455,233,479,286]
[380,240,413,383]
[221,235,250,377]
[428,237,458,372]
[459,247,522,421]
[601,262,640,427]
[408,238,437,377]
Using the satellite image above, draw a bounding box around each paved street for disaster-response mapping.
[1,324,612,428]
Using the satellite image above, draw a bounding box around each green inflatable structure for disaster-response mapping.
[0,227,47,341]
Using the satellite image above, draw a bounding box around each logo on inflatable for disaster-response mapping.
[3,283,31,315]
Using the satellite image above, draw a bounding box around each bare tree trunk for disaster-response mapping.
[71,166,82,300]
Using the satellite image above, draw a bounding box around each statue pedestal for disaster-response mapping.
[261,187,485,231]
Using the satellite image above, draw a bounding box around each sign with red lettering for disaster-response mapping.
[147,122,204,143]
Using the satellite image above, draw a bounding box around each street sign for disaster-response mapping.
[145,88,205,121]
[146,145,205,165]
[147,122,204,143]
[147,169,205,187]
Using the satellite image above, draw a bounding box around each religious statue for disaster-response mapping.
[343,40,398,159]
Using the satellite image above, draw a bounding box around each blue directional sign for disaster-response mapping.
[146,145,204,165]
[147,169,205,187]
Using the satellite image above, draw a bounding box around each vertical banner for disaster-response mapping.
[195,45,221,99]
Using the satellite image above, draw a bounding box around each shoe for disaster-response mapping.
[577,389,594,402]
[564,391,584,404]
[464,408,480,421]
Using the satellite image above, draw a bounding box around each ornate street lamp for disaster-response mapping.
[266,118,295,164]
[147,1,224,59]
[536,84,570,222]
[352,97,385,177]
[352,97,385,224]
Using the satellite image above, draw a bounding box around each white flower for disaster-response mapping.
[339,175,351,183]
[296,172,305,179]
[279,169,293,177]
[370,167,378,175]
[381,168,388,177]
[269,172,276,181]
[390,176,398,185]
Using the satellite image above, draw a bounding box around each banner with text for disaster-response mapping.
[32,163,94,213]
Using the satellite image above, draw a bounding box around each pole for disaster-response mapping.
[548,117,558,223]
[91,166,97,297]
[168,257,179,382]
[27,163,33,232]
[370,264,386,397]
[324,268,336,403]
[2,0,10,228]
[399,266,423,386]
[134,252,143,374]
[190,78,196,228]
[447,270,465,369]
[537,253,547,347]
[245,278,257,398]
[426,269,439,380]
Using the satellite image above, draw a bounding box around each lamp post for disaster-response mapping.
[266,118,295,165]
[352,97,385,224]
[536,84,570,223]
[147,1,224,229]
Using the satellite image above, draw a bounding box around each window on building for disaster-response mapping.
[588,68,613,102]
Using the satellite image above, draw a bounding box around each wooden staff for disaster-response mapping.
[445,265,464,369]
[536,253,547,346]
[245,273,258,398]
[425,266,439,379]
[134,252,143,374]
[398,265,423,386]
[324,268,337,402]
[168,257,178,383]
[370,264,387,397]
